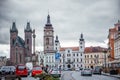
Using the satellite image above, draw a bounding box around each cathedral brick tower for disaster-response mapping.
[44,14,55,54]
[24,22,32,62]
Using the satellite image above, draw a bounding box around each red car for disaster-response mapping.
[32,66,43,77]
[15,64,28,77]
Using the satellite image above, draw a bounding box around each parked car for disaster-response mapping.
[0,66,15,75]
[49,68,61,78]
[93,66,102,74]
[31,66,43,77]
[81,68,92,76]
[15,64,28,77]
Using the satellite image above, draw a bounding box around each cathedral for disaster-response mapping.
[10,22,32,65]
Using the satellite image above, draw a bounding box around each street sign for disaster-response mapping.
[55,52,60,60]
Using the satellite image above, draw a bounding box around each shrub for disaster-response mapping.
[34,73,60,80]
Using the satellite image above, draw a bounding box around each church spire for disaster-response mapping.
[25,22,32,32]
[81,33,83,39]
[55,35,59,42]
[47,14,51,24]
[46,14,52,26]
[10,22,18,33]
[80,33,84,41]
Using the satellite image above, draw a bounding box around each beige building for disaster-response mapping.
[84,46,108,69]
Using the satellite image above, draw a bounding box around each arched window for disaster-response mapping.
[27,39,29,44]
[12,39,15,45]
[46,38,49,45]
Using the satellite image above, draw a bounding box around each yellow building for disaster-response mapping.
[84,46,108,69]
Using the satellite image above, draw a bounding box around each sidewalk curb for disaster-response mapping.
[102,73,120,79]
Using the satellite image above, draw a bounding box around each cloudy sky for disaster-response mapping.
[0,0,120,58]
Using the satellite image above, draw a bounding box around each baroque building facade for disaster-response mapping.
[84,46,108,69]
[10,22,32,65]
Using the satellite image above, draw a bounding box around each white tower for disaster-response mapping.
[79,33,85,68]
[54,35,60,52]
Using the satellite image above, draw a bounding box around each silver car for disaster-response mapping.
[0,66,16,75]
[81,68,92,76]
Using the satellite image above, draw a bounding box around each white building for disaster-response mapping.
[55,34,85,70]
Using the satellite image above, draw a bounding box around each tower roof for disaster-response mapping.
[45,14,52,26]
[55,35,59,42]
[10,22,18,33]
[25,22,32,32]
[80,33,84,41]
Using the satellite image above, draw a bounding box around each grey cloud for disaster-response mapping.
[0,0,119,46]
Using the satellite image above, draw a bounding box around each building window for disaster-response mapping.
[81,59,82,62]
[81,53,82,56]
[91,61,93,63]
[46,38,49,45]
[68,50,70,53]
[77,53,78,56]
[12,39,15,45]
[73,65,75,67]
[27,39,29,44]
[56,44,57,46]
[77,58,79,62]
[87,55,89,58]
[94,55,96,58]
[91,55,92,58]
[80,42,82,44]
